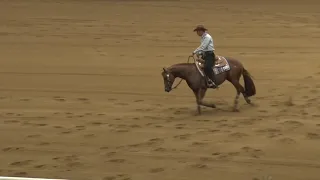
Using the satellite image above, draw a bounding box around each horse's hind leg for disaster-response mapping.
[230,77,251,105]
[230,80,245,111]
[242,93,251,104]
[233,91,241,112]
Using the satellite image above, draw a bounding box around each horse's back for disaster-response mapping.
[224,57,244,69]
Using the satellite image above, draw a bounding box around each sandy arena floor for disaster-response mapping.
[1,0,320,180]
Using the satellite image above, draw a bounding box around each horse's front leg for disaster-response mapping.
[193,89,202,115]
[193,88,216,115]
[199,89,216,108]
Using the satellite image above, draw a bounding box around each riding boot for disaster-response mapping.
[207,73,218,88]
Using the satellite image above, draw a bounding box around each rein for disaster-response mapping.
[171,55,195,90]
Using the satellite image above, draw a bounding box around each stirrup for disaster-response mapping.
[209,84,218,88]
[207,80,218,89]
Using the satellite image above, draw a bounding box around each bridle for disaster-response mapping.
[165,55,195,90]
[164,71,181,90]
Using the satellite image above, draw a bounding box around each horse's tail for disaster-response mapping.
[242,68,256,97]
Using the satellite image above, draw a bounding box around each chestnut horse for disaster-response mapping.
[161,56,256,115]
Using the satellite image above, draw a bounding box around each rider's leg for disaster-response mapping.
[212,51,216,66]
[204,52,217,87]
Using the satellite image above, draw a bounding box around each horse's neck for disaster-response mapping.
[169,63,191,79]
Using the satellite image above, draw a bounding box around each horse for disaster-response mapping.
[161,55,256,115]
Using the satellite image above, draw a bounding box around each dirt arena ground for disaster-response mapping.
[1,0,320,180]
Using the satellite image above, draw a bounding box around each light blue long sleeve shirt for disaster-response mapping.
[193,33,215,54]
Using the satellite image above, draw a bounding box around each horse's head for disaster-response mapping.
[161,67,175,92]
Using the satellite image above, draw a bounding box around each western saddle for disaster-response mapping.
[196,55,227,68]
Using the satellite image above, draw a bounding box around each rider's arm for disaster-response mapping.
[193,35,210,54]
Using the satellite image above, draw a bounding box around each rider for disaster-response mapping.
[192,25,218,88]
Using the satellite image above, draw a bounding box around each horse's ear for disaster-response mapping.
[163,67,167,72]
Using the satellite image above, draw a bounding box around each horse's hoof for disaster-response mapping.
[196,106,201,115]
[210,104,217,108]
[233,108,239,112]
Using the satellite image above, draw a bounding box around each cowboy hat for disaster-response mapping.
[193,25,207,32]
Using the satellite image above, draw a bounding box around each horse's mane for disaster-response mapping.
[168,63,194,70]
